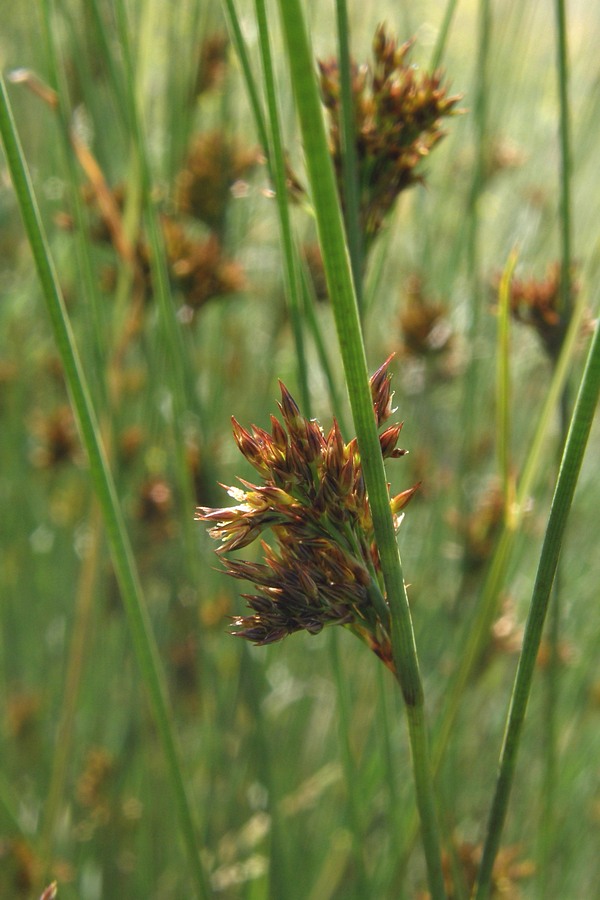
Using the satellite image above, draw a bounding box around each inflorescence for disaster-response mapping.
[196,358,419,671]
[319,24,462,244]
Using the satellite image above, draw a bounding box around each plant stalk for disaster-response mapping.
[0,73,210,900]
[474,317,600,899]
[274,3,446,895]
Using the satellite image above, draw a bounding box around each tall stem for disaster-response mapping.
[274,3,446,896]
[335,0,364,317]
[539,0,573,887]
[474,318,600,899]
[0,73,210,900]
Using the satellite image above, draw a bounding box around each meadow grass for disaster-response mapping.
[1,1,599,898]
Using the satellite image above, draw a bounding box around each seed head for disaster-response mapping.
[319,24,463,246]
[196,359,419,670]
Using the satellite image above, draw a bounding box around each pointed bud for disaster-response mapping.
[390,483,420,515]
[231,417,272,475]
[278,381,301,423]
[369,355,396,425]
[339,455,355,495]
[379,423,407,458]
[297,567,320,601]
[270,414,288,450]
[306,419,326,462]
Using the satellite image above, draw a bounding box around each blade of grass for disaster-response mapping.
[474,313,600,899]
[396,274,590,874]
[37,0,110,411]
[328,630,370,896]
[496,249,518,506]
[539,0,574,886]
[300,263,349,434]
[457,0,491,484]
[335,0,364,317]
[39,499,102,874]
[254,0,310,414]
[274,2,446,896]
[433,276,589,769]
[429,0,460,70]
[113,0,206,576]
[0,73,210,900]
[221,0,270,153]
[223,0,346,421]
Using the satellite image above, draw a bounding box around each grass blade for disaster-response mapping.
[0,73,210,899]
[334,0,364,316]
[274,2,446,895]
[475,313,600,898]
[496,249,518,504]
[254,0,310,413]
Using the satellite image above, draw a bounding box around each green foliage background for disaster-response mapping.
[0,0,599,897]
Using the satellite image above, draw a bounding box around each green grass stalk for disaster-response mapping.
[429,0,460,70]
[457,0,491,480]
[539,1,573,886]
[328,631,370,895]
[555,0,573,322]
[496,249,518,504]
[433,280,589,768]
[112,0,202,574]
[335,0,364,316]
[87,0,131,130]
[274,2,446,895]
[254,0,310,414]
[0,73,210,899]
[398,278,590,871]
[300,265,349,434]
[37,0,109,410]
[474,314,600,899]
[39,500,102,873]
[224,0,344,421]
[221,0,270,153]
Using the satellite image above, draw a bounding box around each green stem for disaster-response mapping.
[38,0,109,411]
[437,264,589,769]
[555,0,573,322]
[39,500,102,873]
[429,0,460,70]
[221,0,270,153]
[274,3,446,896]
[0,73,210,899]
[458,0,491,484]
[474,317,600,899]
[254,0,310,413]
[113,0,202,573]
[496,249,518,501]
[300,264,349,433]
[335,0,364,316]
[329,631,371,895]
[539,4,573,887]
[398,275,589,873]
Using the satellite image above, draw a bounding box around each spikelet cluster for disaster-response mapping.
[319,24,462,243]
[197,359,418,668]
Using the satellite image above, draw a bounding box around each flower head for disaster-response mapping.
[196,359,419,669]
[319,24,462,244]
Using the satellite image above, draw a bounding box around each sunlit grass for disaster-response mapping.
[0,0,599,897]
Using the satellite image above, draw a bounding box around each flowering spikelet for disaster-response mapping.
[319,24,462,244]
[196,359,419,669]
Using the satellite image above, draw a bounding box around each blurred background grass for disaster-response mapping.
[1,0,599,897]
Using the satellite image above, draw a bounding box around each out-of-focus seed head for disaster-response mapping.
[503,261,580,360]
